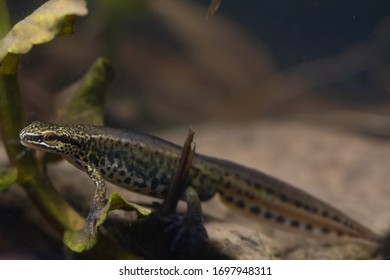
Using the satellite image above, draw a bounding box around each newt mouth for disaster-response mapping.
[20,140,38,149]
[19,134,57,152]
[20,139,47,151]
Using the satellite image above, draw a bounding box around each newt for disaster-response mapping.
[19,121,381,246]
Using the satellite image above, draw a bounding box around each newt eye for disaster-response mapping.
[42,131,59,145]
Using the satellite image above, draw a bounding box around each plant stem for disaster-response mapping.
[0,0,84,232]
[0,0,11,38]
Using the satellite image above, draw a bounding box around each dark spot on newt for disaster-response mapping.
[290,220,300,228]
[276,215,286,224]
[279,194,288,202]
[305,224,314,231]
[235,200,245,208]
[250,206,261,215]
[265,188,274,196]
[264,211,273,219]
[124,177,131,184]
[151,177,159,190]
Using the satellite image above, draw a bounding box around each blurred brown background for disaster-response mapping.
[6,0,390,131]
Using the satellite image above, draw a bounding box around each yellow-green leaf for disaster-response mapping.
[63,227,96,253]
[0,0,88,61]
[63,192,151,253]
[102,192,152,219]
[0,167,18,191]
[55,57,115,126]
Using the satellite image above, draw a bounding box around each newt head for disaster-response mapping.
[19,121,90,155]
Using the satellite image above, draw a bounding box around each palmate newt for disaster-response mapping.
[19,121,381,249]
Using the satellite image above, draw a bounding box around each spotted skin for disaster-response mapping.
[19,121,381,243]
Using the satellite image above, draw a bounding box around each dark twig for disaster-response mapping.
[160,128,195,215]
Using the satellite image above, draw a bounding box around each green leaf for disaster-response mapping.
[101,192,152,219]
[63,192,151,253]
[63,227,95,253]
[0,0,88,61]
[0,167,17,191]
[55,57,116,126]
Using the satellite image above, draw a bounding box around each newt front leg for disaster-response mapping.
[84,164,107,236]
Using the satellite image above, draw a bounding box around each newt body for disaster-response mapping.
[19,121,381,243]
